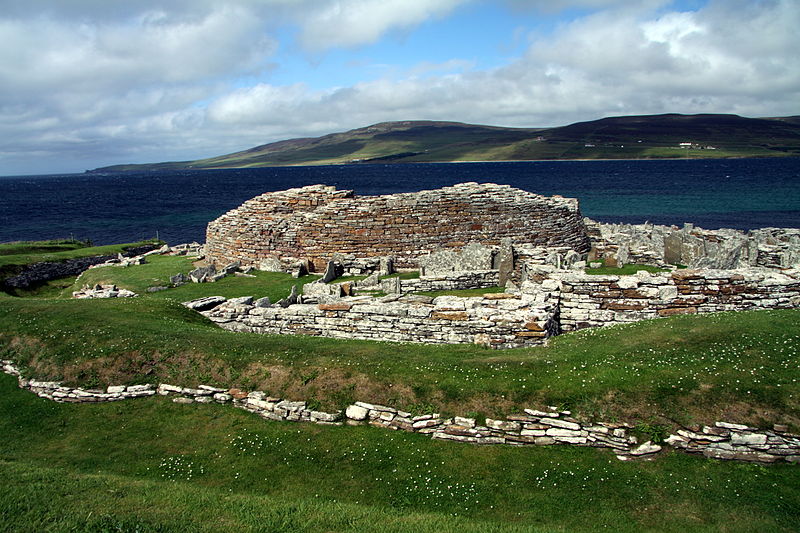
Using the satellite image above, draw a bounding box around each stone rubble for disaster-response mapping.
[587,220,800,270]
[72,283,137,299]
[179,262,799,347]
[2,360,796,464]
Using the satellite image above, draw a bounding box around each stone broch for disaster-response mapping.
[205,183,591,272]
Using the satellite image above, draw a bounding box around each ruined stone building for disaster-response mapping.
[205,182,591,272]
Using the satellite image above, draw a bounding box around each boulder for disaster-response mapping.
[321,261,343,283]
[189,265,216,283]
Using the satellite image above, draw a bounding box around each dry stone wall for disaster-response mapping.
[206,183,590,272]
[390,270,499,293]
[587,220,800,270]
[548,268,800,331]
[199,292,559,349]
[3,361,797,464]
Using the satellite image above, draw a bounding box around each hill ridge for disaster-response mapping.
[91,113,800,172]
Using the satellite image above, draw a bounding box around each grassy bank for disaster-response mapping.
[1,373,798,532]
[1,244,798,428]
[1,291,798,429]
[0,239,161,270]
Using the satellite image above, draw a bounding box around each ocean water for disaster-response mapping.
[1,158,798,246]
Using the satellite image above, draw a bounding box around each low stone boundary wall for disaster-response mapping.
[200,293,558,349]
[551,268,800,331]
[3,360,797,464]
[666,422,800,463]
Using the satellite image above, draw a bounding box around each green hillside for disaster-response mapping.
[92,113,800,172]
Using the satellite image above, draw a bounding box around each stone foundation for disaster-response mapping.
[199,292,559,349]
[587,220,800,269]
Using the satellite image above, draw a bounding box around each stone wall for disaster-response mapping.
[2,243,160,291]
[587,220,800,270]
[3,360,797,464]
[391,270,499,293]
[205,183,591,271]
[198,292,559,349]
[547,268,800,331]
[187,266,799,347]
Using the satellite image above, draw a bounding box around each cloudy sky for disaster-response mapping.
[1,0,797,175]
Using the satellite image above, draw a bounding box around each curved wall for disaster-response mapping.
[206,182,590,271]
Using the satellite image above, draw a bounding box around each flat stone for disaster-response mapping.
[484,419,521,432]
[412,418,442,429]
[453,416,476,428]
[183,296,227,311]
[730,433,768,446]
[524,409,559,418]
[172,397,194,404]
[545,428,584,437]
[716,421,751,431]
[126,384,152,393]
[628,441,662,456]
[539,418,581,430]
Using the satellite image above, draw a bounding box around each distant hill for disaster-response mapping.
[92,113,800,172]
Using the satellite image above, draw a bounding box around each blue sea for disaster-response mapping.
[1,158,799,246]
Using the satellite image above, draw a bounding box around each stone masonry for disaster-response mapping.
[546,267,800,331]
[3,361,797,464]
[587,220,800,270]
[205,183,590,272]
[199,292,559,349]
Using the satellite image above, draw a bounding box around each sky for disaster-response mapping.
[0,0,798,175]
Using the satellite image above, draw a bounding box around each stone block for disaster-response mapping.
[345,405,369,421]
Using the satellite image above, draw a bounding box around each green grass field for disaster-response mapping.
[1,373,798,532]
[1,242,799,531]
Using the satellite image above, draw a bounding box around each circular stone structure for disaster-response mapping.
[205,182,591,271]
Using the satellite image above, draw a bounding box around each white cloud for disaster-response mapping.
[202,0,799,137]
[0,0,798,174]
[297,0,471,50]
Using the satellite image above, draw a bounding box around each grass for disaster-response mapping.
[0,239,164,298]
[585,264,670,276]
[0,239,162,270]
[2,242,800,530]
[63,254,321,302]
[2,245,798,429]
[1,373,799,532]
[1,291,798,430]
[417,286,506,298]
[0,238,90,256]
